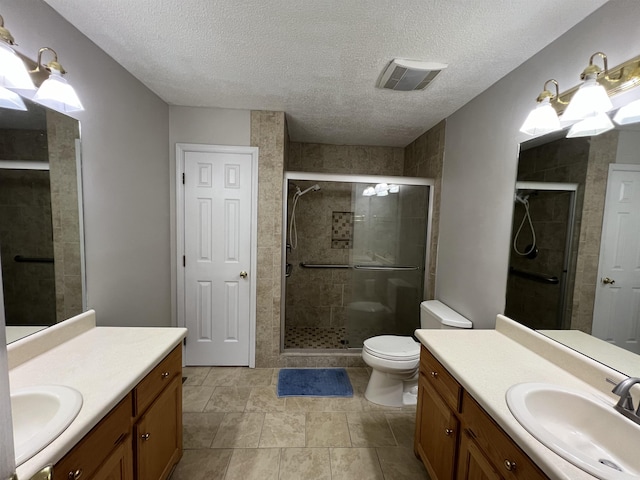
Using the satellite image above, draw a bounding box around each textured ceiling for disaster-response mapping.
[43,0,609,147]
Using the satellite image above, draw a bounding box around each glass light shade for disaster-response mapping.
[0,85,26,110]
[561,77,613,123]
[613,99,640,126]
[388,184,399,193]
[33,69,84,113]
[362,186,376,197]
[374,183,388,194]
[0,43,36,93]
[376,189,388,197]
[519,98,561,136]
[566,111,614,138]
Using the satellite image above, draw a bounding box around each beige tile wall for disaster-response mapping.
[46,110,83,322]
[403,120,445,300]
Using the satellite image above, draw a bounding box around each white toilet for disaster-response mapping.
[362,300,472,407]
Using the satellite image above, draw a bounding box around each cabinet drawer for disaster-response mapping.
[55,392,132,480]
[420,346,462,412]
[134,345,182,417]
[461,391,548,480]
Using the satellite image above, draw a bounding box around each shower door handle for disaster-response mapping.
[602,277,615,285]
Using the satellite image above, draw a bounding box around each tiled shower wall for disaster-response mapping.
[47,110,83,322]
[403,120,445,300]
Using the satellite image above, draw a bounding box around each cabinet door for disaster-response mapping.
[415,375,459,480]
[457,430,502,480]
[135,375,183,480]
[93,435,133,480]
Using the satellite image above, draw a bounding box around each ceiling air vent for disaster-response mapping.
[377,59,447,91]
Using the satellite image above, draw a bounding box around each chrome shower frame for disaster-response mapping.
[280,171,435,354]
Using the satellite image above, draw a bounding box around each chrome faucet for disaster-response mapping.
[612,377,640,425]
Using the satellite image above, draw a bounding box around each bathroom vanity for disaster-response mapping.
[8,311,187,480]
[414,315,633,480]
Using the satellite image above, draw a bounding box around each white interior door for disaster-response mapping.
[178,144,257,366]
[592,164,640,354]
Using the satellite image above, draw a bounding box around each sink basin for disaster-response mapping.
[11,385,83,466]
[506,383,640,480]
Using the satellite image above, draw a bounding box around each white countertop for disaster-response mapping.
[9,311,187,480]
[415,316,625,480]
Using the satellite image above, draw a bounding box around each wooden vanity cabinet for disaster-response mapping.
[414,346,549,480]
[53,345,182,480]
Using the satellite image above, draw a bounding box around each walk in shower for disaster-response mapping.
[281,172,433,352]
[505,181,578,330]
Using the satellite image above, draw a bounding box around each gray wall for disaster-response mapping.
[437,0,640,328]
[2,0,171,326]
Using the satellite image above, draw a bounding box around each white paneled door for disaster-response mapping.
[178,144,258,366]
[592,164,640,354]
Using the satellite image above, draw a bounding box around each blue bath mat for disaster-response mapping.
[277,368,353,397]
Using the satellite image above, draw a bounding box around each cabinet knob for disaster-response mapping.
[161,371,170,379]
[430,371,438,378]
[68,469,83,480]
[445,428,454,436]
[141,433,151,441]
[504,459,517,471]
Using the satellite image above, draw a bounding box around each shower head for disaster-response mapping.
[298,184,321,196]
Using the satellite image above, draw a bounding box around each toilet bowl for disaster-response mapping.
[362,300,472,407]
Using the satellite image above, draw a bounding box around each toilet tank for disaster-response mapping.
[420,300,472,329]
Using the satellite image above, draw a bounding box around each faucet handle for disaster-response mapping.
[612,377,640,411]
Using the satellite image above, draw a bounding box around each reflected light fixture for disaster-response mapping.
[519,79,563,135]
[363,186,376,197]
[566,111,614,138]
[388,184,399,193]
[32,47,83,112]
[560,52,613,124]
[613,99,640,125]
[0,15,36,110]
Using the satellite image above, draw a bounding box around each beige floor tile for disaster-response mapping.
[259,412,306,448]
[204,386,252,413]
[202,367,242,386]
[245,385,286,412]
[271,368,281,385]
[182,367,211,386]
[377,446,429,479]
[346,368,371,389]
[385,412,417,448]
[305,412,351,447]
[279,448,331,480]
[182,386,215,412]
[183,412,226,449]
[169,448,232,480]
[347,412,397,447]
[224,448,280,480]
[237,368,274,386]
[285,396,333,412]
[327,395,364,412]
[211,412,265,448]
[329,447,384,480]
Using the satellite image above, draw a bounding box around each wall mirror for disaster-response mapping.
[0,98,85,343]
[506,111,640,376]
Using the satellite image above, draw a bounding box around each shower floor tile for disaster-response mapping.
[284,326,347,349]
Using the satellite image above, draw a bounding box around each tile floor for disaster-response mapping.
[170,366,429,480]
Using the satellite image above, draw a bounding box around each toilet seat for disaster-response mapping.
[363,335,420,361]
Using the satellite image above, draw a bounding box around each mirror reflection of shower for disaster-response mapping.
[506,181,578,330]
[282,173,433,352]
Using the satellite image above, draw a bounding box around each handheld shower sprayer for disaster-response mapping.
[298,184,321,196]
[289,183,321,250]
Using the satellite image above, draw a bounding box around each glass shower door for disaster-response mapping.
[344,182,429,348]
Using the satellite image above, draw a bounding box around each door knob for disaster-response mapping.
[240,271,248,278]
[602,277,615,285]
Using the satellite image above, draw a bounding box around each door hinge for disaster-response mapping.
[182,172,185,184]
[183,255,186,267]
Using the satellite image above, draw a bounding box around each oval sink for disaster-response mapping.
[506,383,640,480]
[11,385,83,466]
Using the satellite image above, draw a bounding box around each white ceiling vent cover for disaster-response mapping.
[377,59,447,91]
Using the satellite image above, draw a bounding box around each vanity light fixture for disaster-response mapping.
[31,47,84,113]
[519,79,563,135]
[0,15,36,110]
[388,184,399,193]
[566,111,614,138]
[560,52,614,124]
[363,186,376,197]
